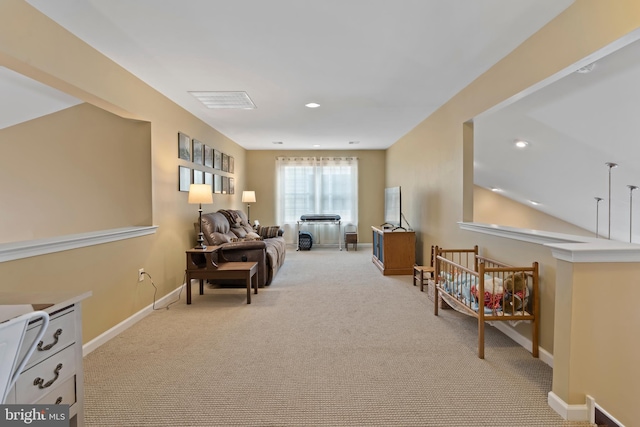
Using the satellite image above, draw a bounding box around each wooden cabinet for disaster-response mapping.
[2,291,91,427]
[371,226,415,275]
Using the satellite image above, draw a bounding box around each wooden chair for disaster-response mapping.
[413,245,436,292]
[344,224,358,251]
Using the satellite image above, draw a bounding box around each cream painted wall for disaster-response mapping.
[0,103,151,243]
[246,150,385,244]
[0,0,246,342]
[386,1,640,423]
[474,185,594,237]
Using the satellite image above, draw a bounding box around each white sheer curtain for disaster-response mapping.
[276,156,358,244]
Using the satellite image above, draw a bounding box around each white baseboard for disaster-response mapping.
[82,285,184,357]
[548,391,588,421]
[491,322,553,367]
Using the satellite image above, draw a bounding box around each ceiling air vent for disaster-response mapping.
[189,91,256,109]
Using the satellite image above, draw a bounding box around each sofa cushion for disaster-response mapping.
[246,231,261,239]
[210,232,232,245]
[231,227,248,238]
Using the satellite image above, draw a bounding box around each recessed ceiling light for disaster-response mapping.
[305,102,320,108]
[491,187,502,192]
[272,141,283,145]
[312,144,321,147]
[529,200,540,206]
[189,91,256,109]
[514,140,529,148]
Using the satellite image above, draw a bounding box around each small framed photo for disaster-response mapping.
[178,132,191,161]
[229,156,235,174]
[193,169,204,184]
[204,172,213,190]
[222,153,229,172]
[204,145,213,168]
[229,177,235,195]
[213,149,222,170]
[214,174,222,194]
[192,139,204,165]
[222,176,229,194]
[179,166,191,192]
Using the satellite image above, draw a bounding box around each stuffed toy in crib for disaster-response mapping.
[503,272,528,311]
[471,276,503,310]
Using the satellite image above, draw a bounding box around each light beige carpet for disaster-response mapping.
[83,246,594,426]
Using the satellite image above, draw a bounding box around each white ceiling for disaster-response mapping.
[12,1,640,242]
[23,0,573,150]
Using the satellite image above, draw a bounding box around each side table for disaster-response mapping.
[185,247,259,304]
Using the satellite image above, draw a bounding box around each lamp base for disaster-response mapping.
[195,233,206,250]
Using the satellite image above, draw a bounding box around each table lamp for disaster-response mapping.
[242,190,256,222]
[189,184,213,249]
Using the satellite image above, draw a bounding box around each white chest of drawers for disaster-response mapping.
[1,291,91,427]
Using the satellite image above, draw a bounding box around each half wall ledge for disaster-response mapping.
[0,226,158,263]
[458,222,640,262]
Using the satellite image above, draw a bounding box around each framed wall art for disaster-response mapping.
[229,156,234,174]
[222,175,229,194]
[214,174,222,194]
[204,145,213,167]
[213,149,222,170]
[179,166,191,192]
[204,172,213,190]
[222,153,229,172]
[192,139,204,165]
[229,177,235,195]
[178,132,191,161]
[193,169,204,184]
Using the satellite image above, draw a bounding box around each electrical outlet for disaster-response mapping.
[138,268,145,282]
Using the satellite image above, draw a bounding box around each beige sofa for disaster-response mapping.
[199,209,286,287]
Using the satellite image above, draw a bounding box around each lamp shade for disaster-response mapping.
[188,184,213,204]
[242,191,256,203]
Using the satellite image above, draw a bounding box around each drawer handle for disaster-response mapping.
[34,363,63,389]
[55,397,63,405]
[38,329,63,351]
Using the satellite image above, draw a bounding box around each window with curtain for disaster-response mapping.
[276,156,358,242]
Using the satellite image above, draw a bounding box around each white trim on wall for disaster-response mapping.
[458,222,640,262]
[548,391,589,421]
[490,322,553,367]
[82,283,183,356]
[0,226,158,263]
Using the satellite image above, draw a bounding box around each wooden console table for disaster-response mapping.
[185,247,259,304]
[371,226,416,275]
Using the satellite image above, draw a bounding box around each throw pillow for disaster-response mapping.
[257,225,280,239]
[246,231,261,239]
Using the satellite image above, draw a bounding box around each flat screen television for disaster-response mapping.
[384,186,402,229]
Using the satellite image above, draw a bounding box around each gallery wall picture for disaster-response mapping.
[192,139,204,165]
[213,149,222,170]
[214,174,222,194]
[222,153,229,172]
[222,175,229,194]
[179,166,191,192]
[193,169,204,184]
[229,177,235,195]
[204,172,213,190]
[178,132,191,161]
[229,156,235,174]
[204,145,213,168]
